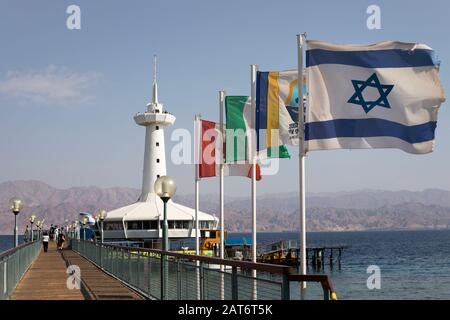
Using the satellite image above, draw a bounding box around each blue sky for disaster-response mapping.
[0,0,448,196]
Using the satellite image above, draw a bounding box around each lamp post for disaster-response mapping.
[38,221,43,239]
[35,221,41,240]
[9,197,22,247]
[98,210,107,244]
[154,176,176,300]
[72,222,76,239]
[29,214,36,242]
[81,217,88,240]
[74,221,80,240]
[81,218,85,240]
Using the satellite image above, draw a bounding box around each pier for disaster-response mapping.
[11,241,85,300]
[1,238,338,300]
[258,240,347,270]
[1,240,143,300]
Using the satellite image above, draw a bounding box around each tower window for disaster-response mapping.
[157,159,160,163]
[156,126,159,130]
[157,175,160,178]
[156,142,160,146]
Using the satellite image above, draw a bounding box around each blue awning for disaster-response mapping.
[224,237,252,246]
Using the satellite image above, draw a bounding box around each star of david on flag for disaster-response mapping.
[347,73,394,113]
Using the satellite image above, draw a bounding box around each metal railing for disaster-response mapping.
[0,240,42,300]
[71,239,337,300]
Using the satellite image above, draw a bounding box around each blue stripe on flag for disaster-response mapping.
[305,118,436,144]
[256,71,269,150]
[306,49,439,68]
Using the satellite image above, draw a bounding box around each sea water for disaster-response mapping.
[231,229,450,299]
[2,230,450,299]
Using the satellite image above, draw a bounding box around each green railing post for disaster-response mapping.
[128,251,132,284]
[160,252,166,300]
[110,247,114,272]
[323,289,330,301]
[121,249,125,280]
[100,244,103,269]
[176,259,181,300]
[231,266,238,300]
[147,255,151,298]
[136,251,141,289]
[199,262,205,300]
[322,282,330,301]
[108,247,112,273]
[281,273,290,300]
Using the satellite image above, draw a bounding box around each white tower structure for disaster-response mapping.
[134,56,176,202]
[103,56,218,245]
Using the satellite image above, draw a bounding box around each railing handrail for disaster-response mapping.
[71,239,338,300]
[288,274,334,292]
[77,240,294,275]
[288,274,337,300]
[0,240,38,260]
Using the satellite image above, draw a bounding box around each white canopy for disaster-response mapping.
[106,193,217,223]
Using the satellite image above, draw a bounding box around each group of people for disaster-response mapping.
[41,225,66,252]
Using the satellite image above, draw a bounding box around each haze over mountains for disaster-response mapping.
[1,180,450,234]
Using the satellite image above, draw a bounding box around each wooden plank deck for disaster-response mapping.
[11,241,85,300]
[62,250,143,300]
[11,241,143,300]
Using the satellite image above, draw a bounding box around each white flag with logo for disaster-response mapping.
[305,40,445,154]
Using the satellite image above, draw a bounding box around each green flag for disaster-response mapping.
[225,96,289,163]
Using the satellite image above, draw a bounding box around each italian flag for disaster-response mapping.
[197,119,261,180]
[225,96,290,161]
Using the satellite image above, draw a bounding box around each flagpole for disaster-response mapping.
[194,114,201,300]
[219,90,226,300]
[219,90,226,262]
[251,64,258,300]
[297,33,307,295]
[194,114,200,256]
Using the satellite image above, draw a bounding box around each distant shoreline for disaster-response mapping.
[231,227,450,234]
[2,227,450,237]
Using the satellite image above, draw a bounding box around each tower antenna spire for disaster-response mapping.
[152,54,158,104]
[153,54,157,84]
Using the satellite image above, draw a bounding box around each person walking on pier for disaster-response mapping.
[54,226,59,242]
[42,231,49,252]
[57,231,65,250]
[23,225,30,243]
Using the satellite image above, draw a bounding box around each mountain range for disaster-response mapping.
[1,180,450,234]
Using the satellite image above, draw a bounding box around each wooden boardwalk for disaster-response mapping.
[11,241,143,300]
[11,241,85,300]
[62,250,143,300]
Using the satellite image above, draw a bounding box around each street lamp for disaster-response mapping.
[39,221,43,239]
[81,217,88,241]
[9,197,22,247]
[29,214,36,242]
[74,221,80,240]
[154,176,177,252]
[36,220,42,239]
[98,210,107,244]
[154,176,176,300]
[72,221,76,239]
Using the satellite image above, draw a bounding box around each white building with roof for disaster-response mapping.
[103,58,218,246]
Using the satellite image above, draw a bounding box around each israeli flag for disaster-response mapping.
[305,40,446,154]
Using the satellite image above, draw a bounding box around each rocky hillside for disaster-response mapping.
[1,180,450,234]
